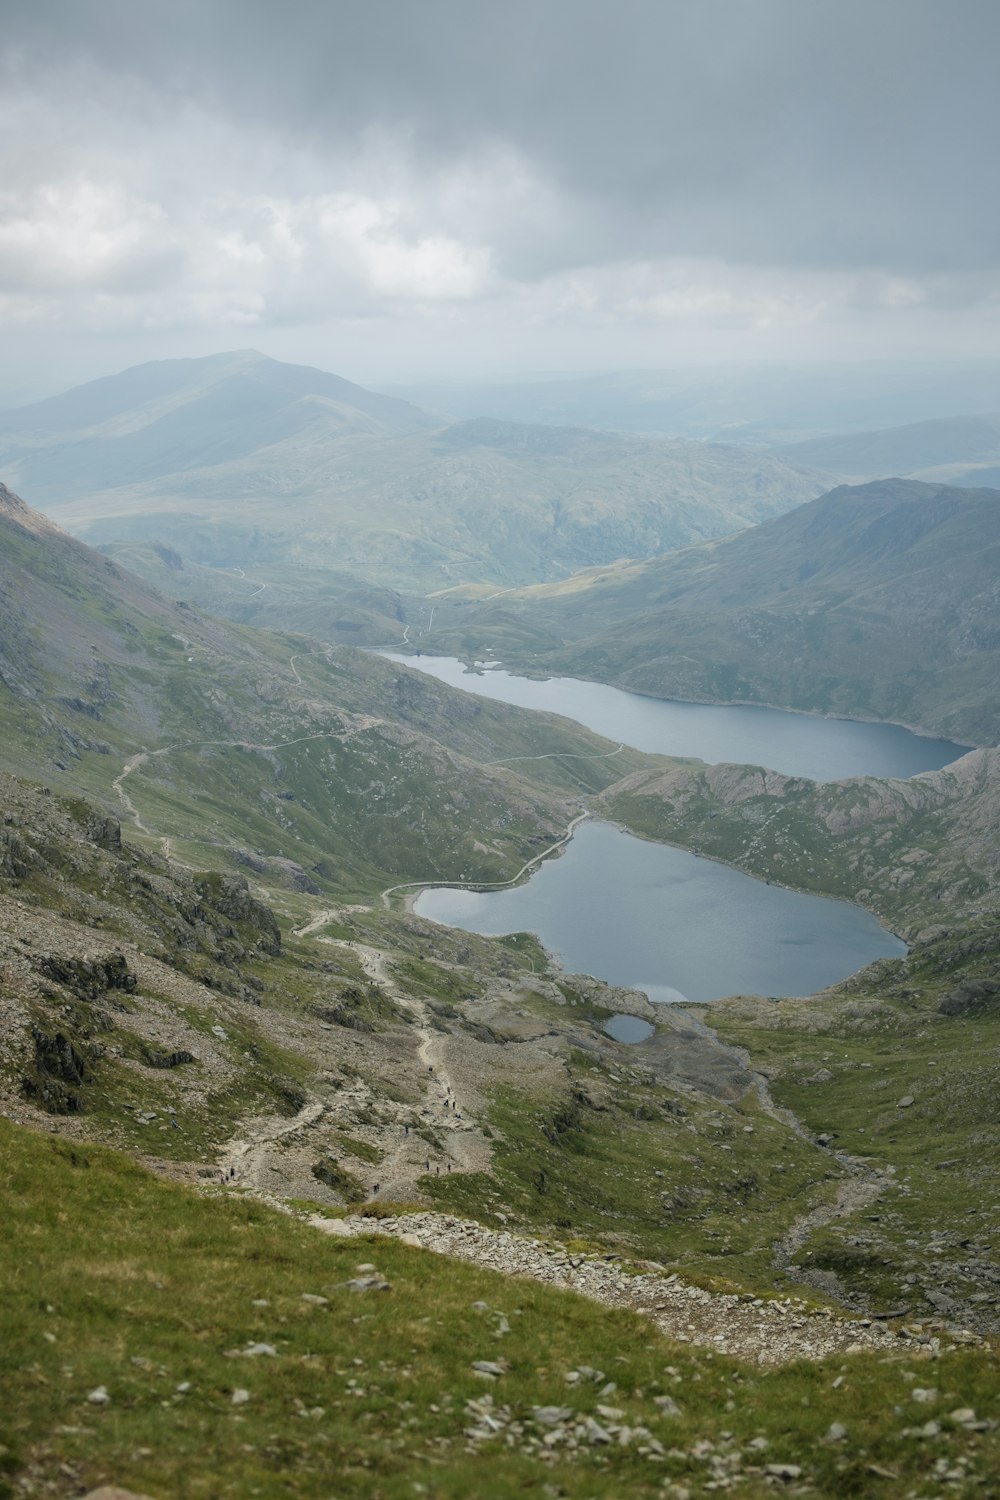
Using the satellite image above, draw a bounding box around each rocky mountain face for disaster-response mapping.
[602,746,1000,938]
[429,478,1000,745]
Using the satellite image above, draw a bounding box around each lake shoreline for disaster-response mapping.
[412,819,906,1006]
[383,646,978,754]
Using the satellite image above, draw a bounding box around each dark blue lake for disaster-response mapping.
[379,653,965,782]
[414,820,907,1004]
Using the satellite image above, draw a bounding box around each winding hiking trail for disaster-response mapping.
[381,810,591,908]
[353,943,490,1190]
[112,748,171,835]
[255,919,491,1198]
[223,1099,327,1190]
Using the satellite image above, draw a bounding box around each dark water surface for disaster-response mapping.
[604,1014,656,1043]
[415,821,906,1004]
[379,653,965,781]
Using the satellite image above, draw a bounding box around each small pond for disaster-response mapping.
[603,1014,656,1043]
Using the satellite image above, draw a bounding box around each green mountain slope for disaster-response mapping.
[6,1117,999,1500]
[1,353,823,591]
[429,479,1000,744]
[0,482,655,899]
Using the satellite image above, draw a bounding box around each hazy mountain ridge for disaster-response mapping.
[429,479,1000,744]
[390,362,1000,443]
[0,352,824,591]
[781,411,1000,482]
[0,350,435,502]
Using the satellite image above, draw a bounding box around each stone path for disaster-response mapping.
[304,1209,981,1367]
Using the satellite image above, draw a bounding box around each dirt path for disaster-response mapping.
[222,1098,327,1190]
[222,922,491,1200]
[112,749,169,834]
[381,811,591,908]
[291,908,342,938]
[485,742,625,768]
[726,1059,894,1296]
[351,943,490,1193]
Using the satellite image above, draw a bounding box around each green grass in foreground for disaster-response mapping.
[3,1120,998,1498]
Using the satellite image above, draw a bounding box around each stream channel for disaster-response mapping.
[379,653,966,1009]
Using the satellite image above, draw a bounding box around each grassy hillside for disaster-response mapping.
[0,482,658,900]
[93,540,413,647]
[708,917,1000,1329]
[427,479,1000,745]
[6,1119,999,1500]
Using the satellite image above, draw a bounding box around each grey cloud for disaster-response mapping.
[4,0,1000,278]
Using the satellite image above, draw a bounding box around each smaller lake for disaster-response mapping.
[604,1014,655,1044]
[379,653,965,782]
[415,820,906,1004]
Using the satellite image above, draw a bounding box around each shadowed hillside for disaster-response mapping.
[427,479,1000,745]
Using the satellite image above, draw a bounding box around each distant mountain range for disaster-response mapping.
[390,361,1000,443]
[0,352,822,591]
[779,412,1000,486]
[426,478,1000,745]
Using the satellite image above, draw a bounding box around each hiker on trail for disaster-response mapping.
[404,1124,409,1137]
[372,1182,380,1195]
[426,1159,430,1171]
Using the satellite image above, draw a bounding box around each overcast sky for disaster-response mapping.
[2,0,1000,399]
